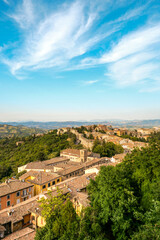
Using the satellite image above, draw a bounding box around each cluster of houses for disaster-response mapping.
[57,126,148,152]
[84,124,156,139]
[0,148,123,239]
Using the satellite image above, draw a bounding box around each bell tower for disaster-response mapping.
[80,149,88,163]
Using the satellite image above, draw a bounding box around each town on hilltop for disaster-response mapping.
[0,124,160,239]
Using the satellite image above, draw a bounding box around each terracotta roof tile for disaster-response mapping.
[0,180,33,197]
[61,149,92,157]
[20,171,60,185]
[0,196,38,225]
[4,227,36,240]
[73,192,90,207]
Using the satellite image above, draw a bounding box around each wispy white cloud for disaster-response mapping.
[3,0,9,5]
[100,24,160,63]
[101,24,160,91]
[108,3,149,24]
[83,80,99,85]
[8,0,35,29]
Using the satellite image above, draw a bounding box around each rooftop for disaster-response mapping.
[55,173,96,194]
[73,192,90,208]
[61,149,92,157]
[25,161,47,170]
[20,171,60,185]
[44,157,70,165]
[0,196,38,225]
[57,165,84,176]
[4,227,36,240]
[0,180,33,198]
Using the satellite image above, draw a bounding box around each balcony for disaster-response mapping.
[21,192,30,198]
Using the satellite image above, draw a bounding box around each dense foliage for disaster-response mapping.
[0,130,83,182]
[35,190,80,240]
[92,139,124,157]
[74,126,89,133]
[120,134,147,142]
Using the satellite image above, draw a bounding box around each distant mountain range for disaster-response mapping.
[0,119,160,130]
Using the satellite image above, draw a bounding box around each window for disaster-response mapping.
[32,216,35,221]
[17,199,20,204]
[16,191,20,197]
[48,183,50,187]
[7,195,10,199]
[42,185,46,189]
[57,179,60,183]
[7,201,10,207]
[52,181,55,185]
[0,204,1,210]
[29,187,31,192]
[23,189,27,196]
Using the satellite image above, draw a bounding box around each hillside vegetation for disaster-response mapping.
[0,124,46,138]
[0,130,83,182]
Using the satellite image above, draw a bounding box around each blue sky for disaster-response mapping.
[0,0,160,121]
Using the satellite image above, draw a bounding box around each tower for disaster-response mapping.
[80,149,88,163]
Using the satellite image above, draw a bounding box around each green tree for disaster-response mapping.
[35,189,80,240]
[92,140,124,157]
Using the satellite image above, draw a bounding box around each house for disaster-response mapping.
[0,180,34,211]
[111,153,126,163]
[16,141,24,146]
[57,157,108,180]
[19,171,61,195]
[72,192,89,214]
[83,157,109,172]
[60,149,100,163]
[0,196,38,237]
[57,165,85,180]
[29,187,70,229]
[3,227,35,240]
[18,157,70,173]
[85,166,100,175]
[21,161,55,173]
[55,173,96,194]
[29,201,46,229]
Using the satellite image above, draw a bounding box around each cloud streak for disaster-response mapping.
[102,24,160,90]
[8,0,35,29]
[3,0,9,5]
[83,80,99,85]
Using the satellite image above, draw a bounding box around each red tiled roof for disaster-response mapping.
[0,180,33,197]
[0,196,38,225]
[4,227,36,240]
[20,171,60,185]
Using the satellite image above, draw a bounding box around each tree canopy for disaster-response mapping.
[92,139,124,157]
[35,189,80,240]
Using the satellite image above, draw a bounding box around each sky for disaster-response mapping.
[0,0,160,121]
